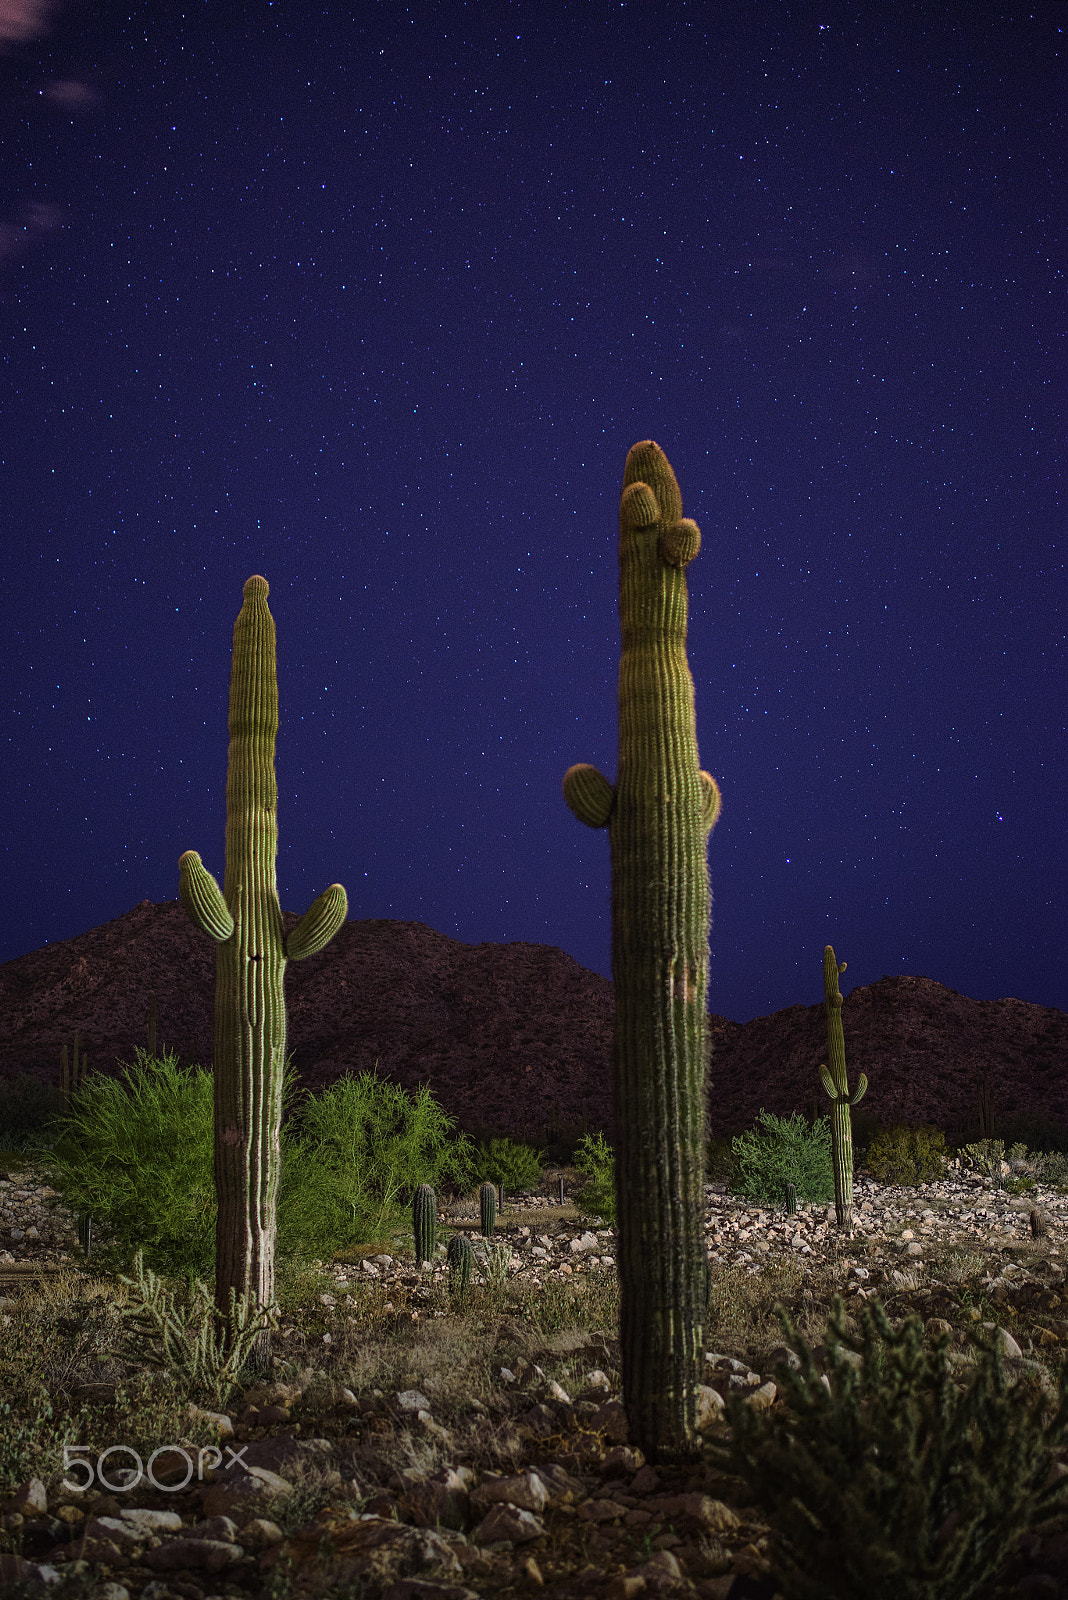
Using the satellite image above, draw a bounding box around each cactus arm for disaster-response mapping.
[563,764,615,827]
[179,850,235,942]
[700,771,722,834]
[564,440,722,1464]
[286,883,348,961]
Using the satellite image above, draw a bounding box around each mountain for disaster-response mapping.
[1,900,1065,1147]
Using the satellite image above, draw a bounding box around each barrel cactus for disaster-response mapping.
[818,944,867,1231]
[413,1184,437,1266]
[563,440,722,1463]
[179,575,347,1359]
[479,1180,497,1237]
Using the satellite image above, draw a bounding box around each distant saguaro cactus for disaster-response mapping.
[818,945,867,1232]
[179,575,347,1363]
[479,1180,497,1237]
[59,1029,88,1111]
[563,440,722,1463]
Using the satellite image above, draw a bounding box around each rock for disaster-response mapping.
[0,1552,62,1593]
[118,1507,184,1535]
[471,1503,545,1545]
[143,1536,244,1572]
[263,1514,466,1593]
[646,1494,740,1533]
[6,1479,48,1516]
[237,1515,285,1550]
[399,1468,473,1530]
[696,1385,725,1429]
[185,1401,234,1437]
[469,1471,548,1515]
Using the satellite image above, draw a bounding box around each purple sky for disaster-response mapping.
[1,2,1064,1022]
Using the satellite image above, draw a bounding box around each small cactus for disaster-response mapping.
[413,1184,437,1265]
[77,1213,92,1257]
[480,1181,497,1237]
[447,1234,473,1296]
[59,1030,88,1112]
[786,1182,797,1216]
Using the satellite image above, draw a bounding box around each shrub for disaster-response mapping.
[711,1294,1068,1600]
[45,1048,219,1280]
[0,1074,68,1152]
[864,1123,947,1186]
[574,1131,616,1225]
[728,1111,835,1206]
[467,1135,546,1192]
[277,1067,471,1256]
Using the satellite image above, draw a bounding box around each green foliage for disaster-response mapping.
[44,1051,472,1279]
[958,1137,1006,1180]
[711,1294,1068,1600]
[0,1074,67,1153]
[45,1049,219,1280]
[468,1135,546,1192]
[864,1123,948,1186]
[277,1068,471,1258]
[1033,1149,1068,1186]
[729,1111,835,1205]
[573,1130,616,1225]
[116,1249,279,1406]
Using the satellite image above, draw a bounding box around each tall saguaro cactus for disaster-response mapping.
[818,944,867,1232]
[563,441,722,1463]
[179,575,347,1357]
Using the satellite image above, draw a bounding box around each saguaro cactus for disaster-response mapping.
[563,440,722,1463]
[479,1180,497,1237]
[413,1184,437,1266]
[818,944,867,1232]
[179,575,347,1359]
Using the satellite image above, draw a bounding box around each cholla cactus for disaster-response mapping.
[179,576,347,1360]
[818,945,867,1231]
[563,441,722,1463]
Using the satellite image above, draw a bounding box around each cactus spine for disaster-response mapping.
[563,441,722,1463]
[179,575,347,1361]
[479,1180,497,1237]
[413,1184,437,1265]
[447,1233,473,1296]
[818,944,867,1232]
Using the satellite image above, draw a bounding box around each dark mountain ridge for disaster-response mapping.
[1,900,1064,1147]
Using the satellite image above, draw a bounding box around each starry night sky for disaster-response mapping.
[1,2,1064,1023]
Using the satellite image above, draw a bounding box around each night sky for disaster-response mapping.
[1,3,1064,1024]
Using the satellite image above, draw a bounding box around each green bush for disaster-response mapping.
[712,1294,1068,1600]
[728,1111,835,1205]
[865,1124,948,1186]
[45,1049,220,1281]
[573,1131,615,1225]
[0,1074,68,1153]
[46,1051,476,1279]
[277,1067,473,1256]
[467,1135,546,1193]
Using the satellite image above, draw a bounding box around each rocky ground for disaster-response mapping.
[4,1164,1068,1598]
